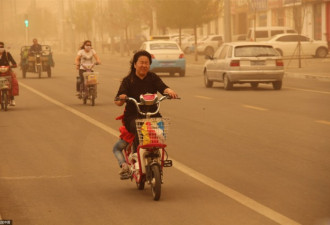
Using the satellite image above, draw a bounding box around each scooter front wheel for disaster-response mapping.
[37,65,42,78]
[136,175,145,190]
[150,164,161,201]
[1,90,8,111]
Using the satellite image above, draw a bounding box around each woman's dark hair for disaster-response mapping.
[128,50,152,75]
[123,50,152,83]
[79,40,92,50]
[0,42,4,47]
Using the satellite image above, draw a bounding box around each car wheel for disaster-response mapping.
[315,47,328,58]
[251,83,259,89]
[204,47,214,56]
[204,70,213,88]
[223,74,233,90]
[179,70,185,77]
[272,81,282,90]
[275,48,283,56]
[169,72,175,76]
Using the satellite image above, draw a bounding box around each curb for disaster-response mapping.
[285,72,330,82]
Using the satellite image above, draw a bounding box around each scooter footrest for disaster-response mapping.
[163,160,173,167]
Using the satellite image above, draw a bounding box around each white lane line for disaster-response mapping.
[19,82,120,137]
[0,175,72,180]
[19,82,301,225]
[173,159,301,225]
[195,95,213,100]
[286,87,330,95]
[315,120,330,126]
[242,104,268,111]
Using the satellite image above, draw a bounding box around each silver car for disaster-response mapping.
[203,42,284,90]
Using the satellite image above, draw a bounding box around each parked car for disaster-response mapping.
[196,35,223,56]
[246,26,297,41]
[232,34,247,42]
[139,40,186,77]
[178,36,195,54]
[203,42,284,90]
[150,33,191,41]
[266,33,329,58]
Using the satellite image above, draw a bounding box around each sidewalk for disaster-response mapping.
[283,57,330,81]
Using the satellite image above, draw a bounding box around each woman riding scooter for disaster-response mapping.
[0,42,19,106]
[74,40,101,97]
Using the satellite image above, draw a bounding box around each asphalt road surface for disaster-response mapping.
[0,52,329,225]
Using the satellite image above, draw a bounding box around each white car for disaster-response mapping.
[139,40,186,77]
[266,34,328,58]
[196,35,223,56]
[179,36,195,54]
[203,42,284,90]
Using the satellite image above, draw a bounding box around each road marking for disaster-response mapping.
[315,120,330,126]
[20,82,301,225]
[195,95,213,100]
[0,175,72,180]
[242,104,268,111]
[172,159,301,225]
[286,87,330,95]
[19,82,120,137]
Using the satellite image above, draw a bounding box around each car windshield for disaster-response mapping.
[235,46,278,57]
[150,43,179,50]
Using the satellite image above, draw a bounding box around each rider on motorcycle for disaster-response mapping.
[29,38,42,54]
[114,50,178,172]
[74,40,101,97]
[0,42,19,106]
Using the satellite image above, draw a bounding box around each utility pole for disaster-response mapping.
[59,0,65,53]
[152,7,157,36]
[224,0,232,43]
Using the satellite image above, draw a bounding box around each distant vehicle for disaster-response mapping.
[196,35,223,56]
[20,45,54,78]
[150,33,190,41]
[178,36,195,54]
[203,42,284,90]
[232,34,247,42]
[139,40,186,77]
[266,33,329,58]
[246,26,297,41]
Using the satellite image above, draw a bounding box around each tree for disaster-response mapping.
[71,1,96,39]
[155,0,223,60]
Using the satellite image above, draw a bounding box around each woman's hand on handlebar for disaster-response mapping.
[114,94,127,106]
[164,88,178,99]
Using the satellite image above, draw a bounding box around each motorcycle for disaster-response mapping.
[0,66,12,111]
[116,93,176,201]
[21,46,53,79]
[31,50,42,78]
[77,63,99,106]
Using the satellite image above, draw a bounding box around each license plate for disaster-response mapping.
[251,60,265,66]
[160,62,174,67]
